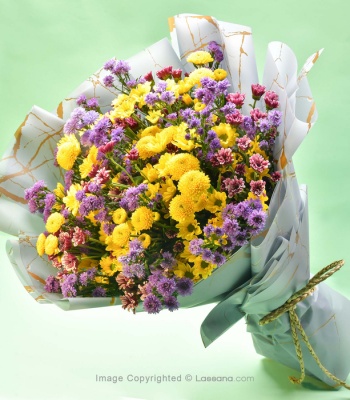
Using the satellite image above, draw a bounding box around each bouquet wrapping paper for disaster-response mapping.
[1,14,349,388]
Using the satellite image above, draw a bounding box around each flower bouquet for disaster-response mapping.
[1,13,349,390]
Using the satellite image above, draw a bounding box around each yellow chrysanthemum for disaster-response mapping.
[130,82,152,106]
[110,94,136,120]
[193,193,209,212]
[192,257,216,279]
[156,125,177,148]
[154,153,173,177]
[112,208,128,225]
[178,77,195,94]
[166,153,200,180]
[100,256,120,276]
[159,178,177,203]
[131,206,154,233]
[136,135,164,160]
[189,68,214,85]
[138,233,151,248]
[169,195,196,222]
[79,145,99,178]
[139,125,161,138]
[176,218,202,240]
[36,233,46,256]
[45,212,65,233]
[171,123,195,151]
[182,93,193,105]
[213,68,227,81]
[63,184,81,216]
[112,223,131,247]
[78,258,99,272]
[44,234,59,256]
[141,164,159,183]
[146,110,163,124]
[212,123,238,148]
[205,190,227,213]
[53,182,65,199]
[146,183,160,199]
[187,51,213,65]
[178,170,211,199]
[56,134,81,170]
[173,261,196,280]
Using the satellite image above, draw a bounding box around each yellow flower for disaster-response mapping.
[146,183,160,199]
[112,208,128,225]
[178,170,211,199]
[192,257,216,279]
[169,195,196,222]
[159,178,177,203]
[63,184,81,216]
[205,190,227,213]
[182,93,193,105]
[36,233,46,256]
[95,276,109,284]
[131,206,154,233]
[212,123,238,148]
[44,234,59,256]
[171,123,195,151]
[173,261,196,280]
[141,164,159,183]
[139,125,161,138]
[53,182,65,199]
[78,258,99,271]
[138,233,151,248]
[176,218,202,240]
[110,94,136,120]
[193,193,209,212]
[207,214,224,227]
[56,134,81,170]
[156,125,177,148]
[100,256,120,276]
[146,110,163,124]
[154,153,173,177]
[180,241,197,263]
[166,153,200,180]
[189,68,214,84]
[194,102,206,112]
[187,51,213,65]
[112,223,131,247]
[130,82,152,106]
[46,212,65,233]
[213,68,227,81]
[79,145,99,178]
[135,135,163,160]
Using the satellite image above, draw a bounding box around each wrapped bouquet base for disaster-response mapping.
[1,14,349,390]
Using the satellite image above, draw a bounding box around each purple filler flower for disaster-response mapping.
[143,294,162,314]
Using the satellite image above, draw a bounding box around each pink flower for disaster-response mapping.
[172,69,182,80]
[125,117,138,129]
[144,71,154,82]
[59,231,72,251]
[120,292,138,312]
[249,153,270,172]
[235,163,246,175]
[250,180,266,196]
[236,135,252,151]
[94,167,110,184]
[99,141,116,154]
[264,91,279,109]
[48,255,63,269]
[226,110,244,125]
[61,252,79,272]
[223,176,245,198]
[250,108,267,122]
[226,92,245,108]
[271,171,282,182]
[251,83,266,100]
[156,66,173,80]
[72,226,86,246]
[126,148,139,160]
[211,148,233,166]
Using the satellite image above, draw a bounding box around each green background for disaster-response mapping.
[0,0,349,399]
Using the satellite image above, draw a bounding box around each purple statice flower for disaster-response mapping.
[94,209,108,222]
[76,94,87,106]
[103,75,114,87]
[160,251,176,269]
[187,117,201,129]
[24,180,46,201]
[79,272,89,286]
[64,170,74,190]
[180,108,195,122]
[75,190,86,202]
[112,60,131,75]
[43,193,56,222]
[103,223,115,235]
[248,209,267,229]
[200,107,211,118]
[164,296,179,312]
[201,77,218,92]
[126,79,137,88]
[220,102,236,115]
[44,276,60,293]
[267,109,282,126]
[123,263,145,279]
[189,239,204,255]
[206,130,218,141]
[222,218,240,237]
[259,140,269,150]
[176,277,193,296]
[63,107,85,134]
[211,252,227,266]
[82,110,99,126]
[195,88,215,104]
[241,116,257,139]
[167,112,177,120]
[79,196,104,217]
[258,118,271,133]
[208,41,224,63]
[80,129,93,146]
[217,79,230,93]
[60,274,78,297]
[92,287,107,297]
[202,248,215,263]
[129,239,144,255]
[104,59,117,71]
[160,91,176,105]
[143,294,162,314]
[86,98,99,109]
[154,80,167,93]
[87,182,101,193]
[209,137,221,151]
[144,92,159,106]
[111,127,125,143]
[119,184,148,212]
[156,277,176,297]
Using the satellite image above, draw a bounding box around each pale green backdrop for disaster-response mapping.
[0,0,349,399]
